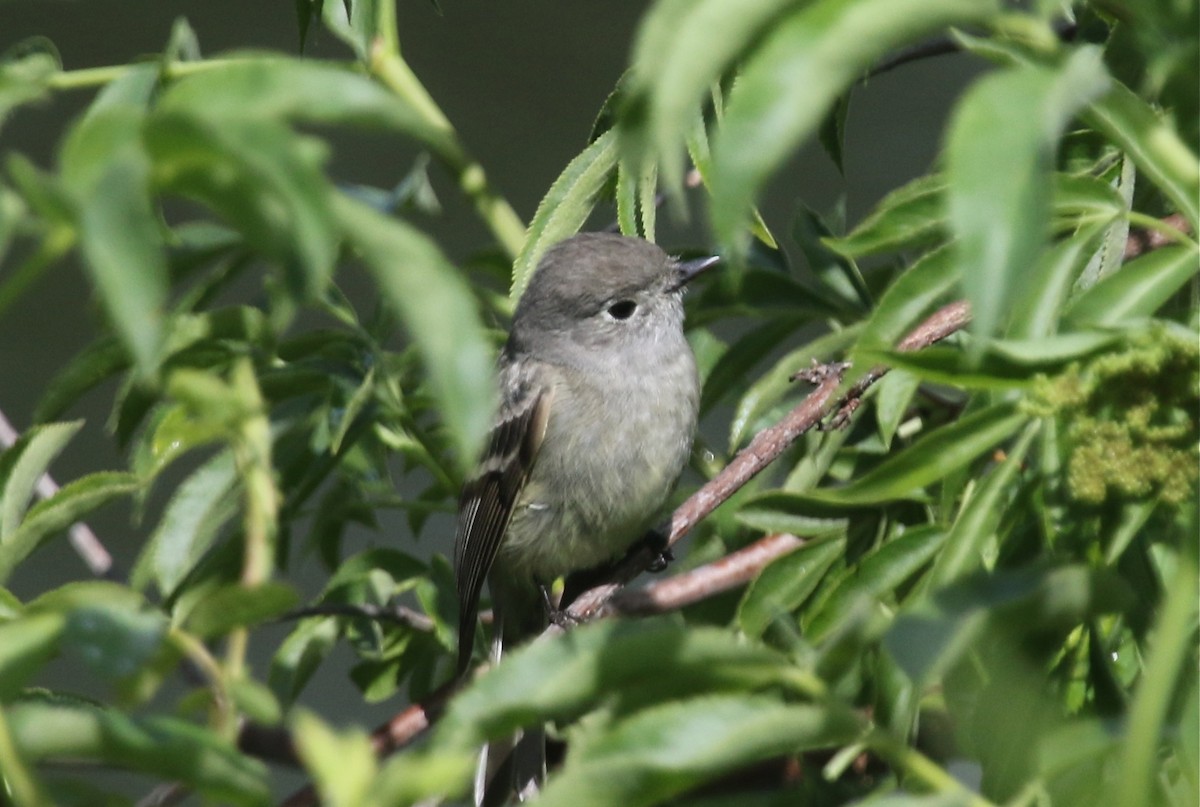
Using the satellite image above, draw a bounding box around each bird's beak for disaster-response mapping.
[670,255,720,291]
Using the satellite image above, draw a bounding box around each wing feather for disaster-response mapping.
[454,359,550,675]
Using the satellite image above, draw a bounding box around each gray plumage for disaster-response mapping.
[454,233,704,674]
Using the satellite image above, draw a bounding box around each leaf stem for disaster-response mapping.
[367,42,527,259]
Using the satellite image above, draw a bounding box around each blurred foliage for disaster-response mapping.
[0,1,1196,806]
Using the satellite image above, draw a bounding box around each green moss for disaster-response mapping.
[1027,326,1199,505]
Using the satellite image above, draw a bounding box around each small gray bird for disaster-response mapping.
[454,233,715,677]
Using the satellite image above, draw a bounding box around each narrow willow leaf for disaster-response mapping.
[0,472,140,584]
[1064,245,1200,327]
[61,104,168,376]
[1007,222,1108,339]
[805,526,946,640]
[874,369,921,449]
[625,0,798,196]
[538,696,858,807]
[848,246,957,371]
[158,57,452,156]
[511,129,618,301]
[824,174,946,260]
[947,47,1110,351]
[737,537,845,638]
[130,451,238,596]
[32,338,129,424]
[711,0,998,250]
[146,112,339,299]
[0,612,65,698]
[334,195,494,475]
[1084,81,1200,230]
[927,424,1037,588]
[437,619,791,749]
[0,420,82,540]
[8,700,270,806]
[809,403,1027,504]
[615,159,639,236]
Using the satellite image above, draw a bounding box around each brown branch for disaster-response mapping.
[1123,213,1192,260]
[608,533,806,616]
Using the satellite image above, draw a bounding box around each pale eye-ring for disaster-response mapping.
[606,300,637,320]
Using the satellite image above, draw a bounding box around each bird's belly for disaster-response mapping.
[498,364,696,583]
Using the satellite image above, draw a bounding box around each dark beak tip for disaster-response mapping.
[676,255,721,287]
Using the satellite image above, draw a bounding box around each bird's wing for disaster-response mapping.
[454,359,551,675]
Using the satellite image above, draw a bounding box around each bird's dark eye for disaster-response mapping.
[607,300,637,320]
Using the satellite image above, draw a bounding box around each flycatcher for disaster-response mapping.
[454,232,715,674]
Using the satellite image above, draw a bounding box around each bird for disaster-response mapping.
[452,232,715,802]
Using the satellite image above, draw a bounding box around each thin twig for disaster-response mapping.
[608,533,806,616]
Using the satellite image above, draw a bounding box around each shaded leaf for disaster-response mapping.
[8,700,270,806]
[510,129,618,301]
[710,0,998,250]
[334,195,494,476]
[737,537,845,638]
[809,403,1027,504]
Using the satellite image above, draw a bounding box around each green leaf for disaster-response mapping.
[805,526,946,640]
[292,709,378,807]
[946,47,1110,349]
[848,246,958,372]
[710,0,998,250]
[0,49,56,132]
[0,420,82,540]
[187,581,301,638]
[270,615,340,706]
[824,174,946,260]
[737,537,845,638]
[0,612,65,699]
[0,472,140,584]
[927,424,1038,588]
[809,403,1027,504]
[437,619,792,749]
[1084,81,1200,230]
[510,129,618,302]
[334,194,494,475]
[538,696,858,807]
[62,603,169,688]
[32,338,129,424]
[130,451,239,597]
[874,369,921,449]
[8,700,270,806]
[1064,245,1200,327]
[158,57,452,155]
[625,0,798,196]
[1006,222,1108,339]
[145,112,339,299]
[62,105,168,376]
